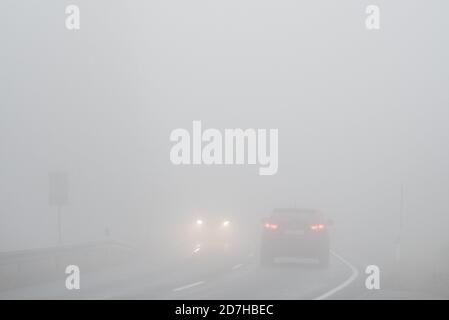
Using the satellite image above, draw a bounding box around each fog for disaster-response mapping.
[1,1,448,299]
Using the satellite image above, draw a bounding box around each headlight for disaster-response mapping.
[222,220,230,227]
[196,219,203,226]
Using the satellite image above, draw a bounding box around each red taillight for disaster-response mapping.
[310,224,325,231]
[264,223,278,230]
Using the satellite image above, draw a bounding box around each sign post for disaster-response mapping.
[49,172,69,245]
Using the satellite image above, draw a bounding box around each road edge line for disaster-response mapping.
[172,281,205,292]
[314,251,359,300]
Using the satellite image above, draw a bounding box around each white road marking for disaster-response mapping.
[232,263,243,270]
[314,251,359,300]
[172,281,205,292]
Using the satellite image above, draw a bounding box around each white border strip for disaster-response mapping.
[232,263,243,270]
[314,251,359,300]
[172,281,205,292]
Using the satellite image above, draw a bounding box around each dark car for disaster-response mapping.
[260,208,331,267]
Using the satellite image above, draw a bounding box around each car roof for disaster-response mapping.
[270,208,322,219]
[272,208,319,214]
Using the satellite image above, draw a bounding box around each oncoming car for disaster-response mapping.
[260,208,332,267]
[188,216,235,254]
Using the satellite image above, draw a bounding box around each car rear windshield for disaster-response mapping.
[271,209,321,221]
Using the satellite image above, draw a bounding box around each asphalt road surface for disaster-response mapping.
[0,246,361,300]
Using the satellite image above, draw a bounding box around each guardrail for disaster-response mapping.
[0,241,135,272]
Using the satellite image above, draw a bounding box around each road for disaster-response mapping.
[124,251,357,300]
[0,244,360,300]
